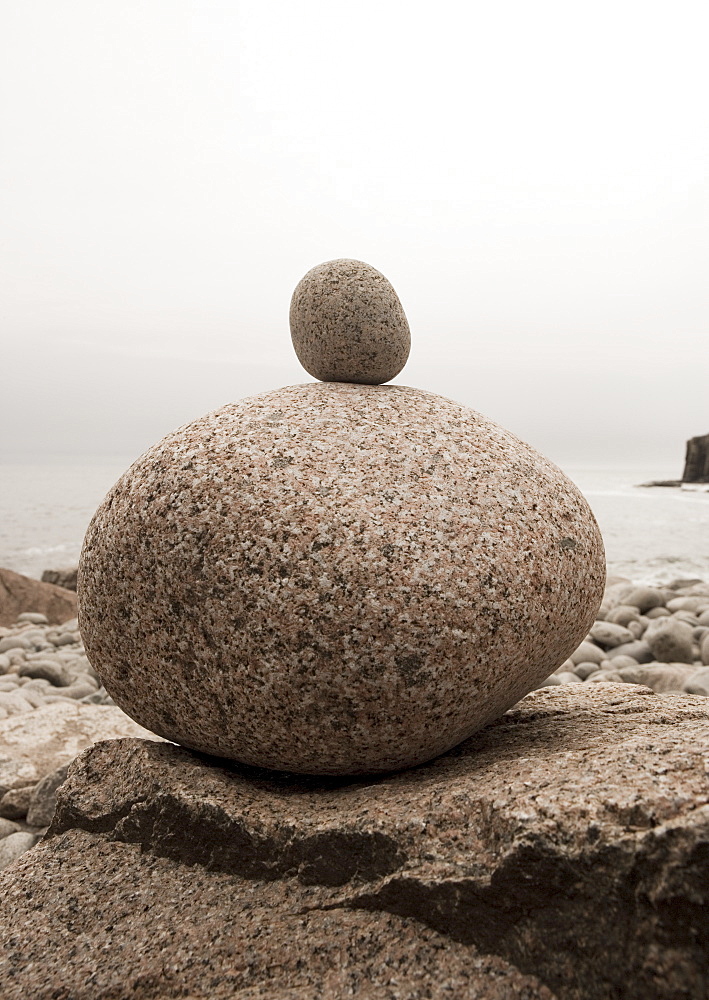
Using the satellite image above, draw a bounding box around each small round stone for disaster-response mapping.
[289,259,410,385]
[79,382,605,775]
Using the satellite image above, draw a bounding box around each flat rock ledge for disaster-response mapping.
[2,684,709,1000]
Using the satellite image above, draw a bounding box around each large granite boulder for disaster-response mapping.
[78,260,603,775]
[0,567,77,627]
[0,834,553,1000]
[79,380,604,774]
[1,683,708,999]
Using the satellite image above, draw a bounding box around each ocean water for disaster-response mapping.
[0,459,707,586]
[563,466,709,585]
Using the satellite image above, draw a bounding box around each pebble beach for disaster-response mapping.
[0,609,156,872]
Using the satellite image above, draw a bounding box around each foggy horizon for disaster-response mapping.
[2,1,707,474]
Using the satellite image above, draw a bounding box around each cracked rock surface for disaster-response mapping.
[1,683,709,999]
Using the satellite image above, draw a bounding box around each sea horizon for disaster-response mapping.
[1,455,706,588]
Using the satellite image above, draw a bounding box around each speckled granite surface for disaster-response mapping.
[289,259,410,384]
[2,683,708,999]
[79,381,605,773]
[0,833,554,1000]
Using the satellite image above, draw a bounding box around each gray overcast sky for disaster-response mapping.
[1,0,707,470]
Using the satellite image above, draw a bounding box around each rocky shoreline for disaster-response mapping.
[0,610,161,871]
[0,572,708,875]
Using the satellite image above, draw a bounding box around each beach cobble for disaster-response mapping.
[537,576,709,691]
[0,612,116,867]
[0,614,114,723]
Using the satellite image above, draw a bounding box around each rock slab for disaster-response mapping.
[79,381,604,774]
[0,567,77,627]
[1,683,708,999]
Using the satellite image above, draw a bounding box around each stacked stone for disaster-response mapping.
[4,262,709,997]
[78,258,606,775]
[540,577,709,693]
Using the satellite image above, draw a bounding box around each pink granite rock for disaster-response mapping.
[3,684,707,1000]
[79,379,605,774]
[289,259,410,384]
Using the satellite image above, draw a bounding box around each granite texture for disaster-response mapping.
[289,259,410,384]
[0,834,553,1000]
[79,381,605,773]
[2,683,709,999]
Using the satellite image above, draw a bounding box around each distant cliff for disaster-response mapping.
[683,433,709,483]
